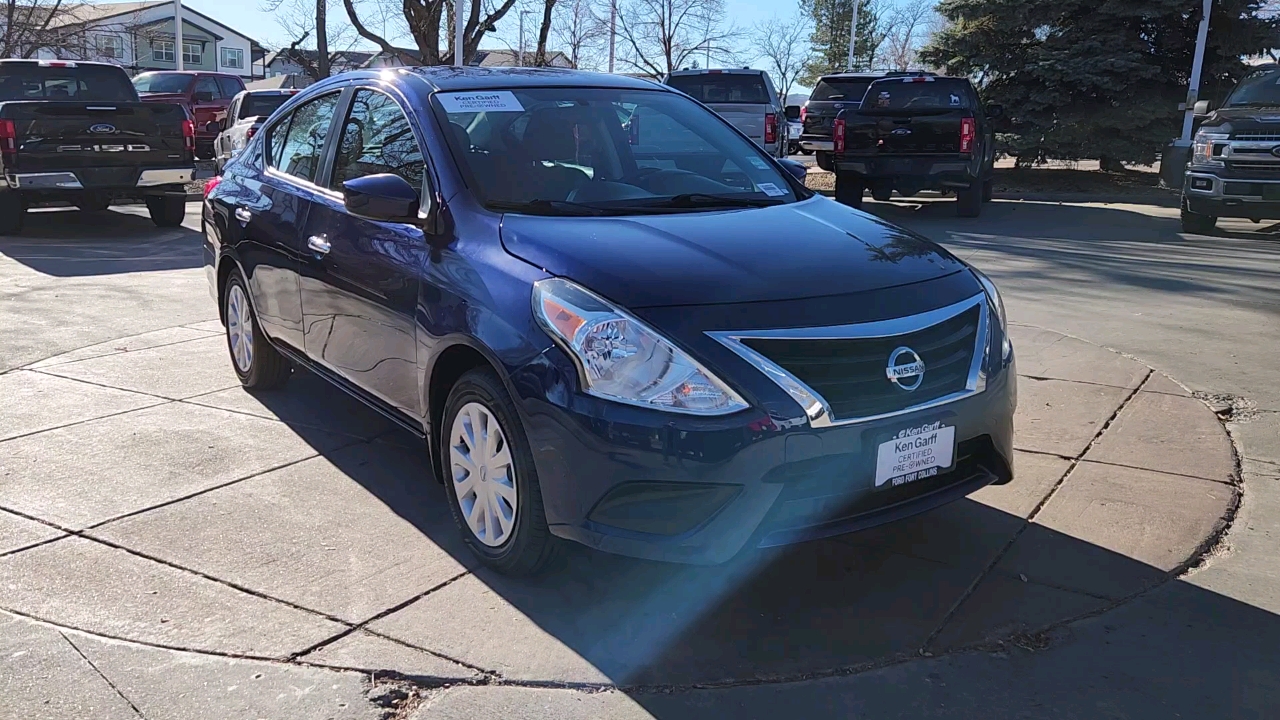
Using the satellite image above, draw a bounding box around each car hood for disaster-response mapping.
[499,195,964,308]
[1199,106,1280,133]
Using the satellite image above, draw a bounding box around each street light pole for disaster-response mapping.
[845,0,860,72]
[174,0,183,71]
[607,0,616,73]
[1181,0,1214,141]
[519,9,534,67]
[454,0,464,66]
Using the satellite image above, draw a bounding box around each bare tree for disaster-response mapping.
[551,0,603,69]
[342,0,519,66]
[266,0,363,80]
[613,0,737,76]
[532,0,556,65]
[0,0,129,59]
[877,0,935,71]
[752,13,810,103]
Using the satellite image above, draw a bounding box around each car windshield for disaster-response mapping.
[241,93,292,119]
[0,65,136,102]
[860,78,972,113]
[132,73,191,93]
[433,87,804,215]
[666,73,771,104]
[810,77,872,102]
[1225,68,1280,107]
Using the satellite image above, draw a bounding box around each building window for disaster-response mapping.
[98,35,123,59]
[154,40,174,62]
[220,47,243,69]
[183,42,201,65]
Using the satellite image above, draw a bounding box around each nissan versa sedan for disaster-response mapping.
[202,67,1017,576]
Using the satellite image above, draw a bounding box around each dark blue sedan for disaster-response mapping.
[202,67,1016,575]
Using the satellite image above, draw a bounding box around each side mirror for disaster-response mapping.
[985,103,1004,119]
[342,173,420,224]
[784,104,801,121]
[777,157,807,183]
[1193,100,1211,116]
[204,119,222,133]
[193,91,214,103]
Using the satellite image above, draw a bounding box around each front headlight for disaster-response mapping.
[972,269,1011,361]
[1192,131,1229,167]
[532,278,749,415]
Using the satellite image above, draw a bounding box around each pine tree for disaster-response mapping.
[920,0,1280,165]
[801,0,886,84]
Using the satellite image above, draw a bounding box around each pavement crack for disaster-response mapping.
[61,631,147,719]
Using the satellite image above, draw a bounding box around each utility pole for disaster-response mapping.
[454,0,464,66]
[1181,0,1214,141]
[607,0,616,73]
[845,0,860,72]
[518,9,533,66]
[174,0,183,71]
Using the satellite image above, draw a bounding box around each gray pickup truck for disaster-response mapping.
[663,68,786,157]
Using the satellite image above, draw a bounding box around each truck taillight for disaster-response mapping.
[182,119,195,153]
[245,126,256,141]
[0,119,17,161]
[960,117,976,153]
[764,112,777,144]
[800,104,807,123]
[203,175,222,199]
[833,117,845,153]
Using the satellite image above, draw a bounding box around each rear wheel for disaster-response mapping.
[146,196,187,227]
[1180,204,1218,234]
[834,174,864,208]
[957,180,983,217]
[223,271,291,389]
[0,193,24,235]
[871,183,893,202]
[982,177,994,202]
[441,368,559,575]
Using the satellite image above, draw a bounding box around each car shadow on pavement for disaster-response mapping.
[0,207,202,276]
[238,376,1274,717]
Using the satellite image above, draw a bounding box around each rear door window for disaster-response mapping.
[267,92,341,184]
[194,76,221,100]
[667,74,771,104]
[217,76,244,98]
[862,79,974,112]
[809,78,872,102]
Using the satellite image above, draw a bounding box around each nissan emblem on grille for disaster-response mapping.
[886,346,926,391]
[89,124,116,134]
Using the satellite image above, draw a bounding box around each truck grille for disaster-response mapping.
[737,303,983,423]
[1225,159,1280,178]
[1233,134,1280,142]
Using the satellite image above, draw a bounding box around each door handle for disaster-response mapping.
[234,207,251,223]
[307,235,331,257]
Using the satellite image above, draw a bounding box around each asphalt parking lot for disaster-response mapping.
[1,199,1277,718]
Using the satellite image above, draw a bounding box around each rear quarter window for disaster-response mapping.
[667,74,771,104]
[810,78,872,102]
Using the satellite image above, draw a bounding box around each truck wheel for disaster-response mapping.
[957,181,983,218]
[871,183,893,202]
[0,193,25,235]
[1180,206,1217,234]
[834,174,864,209]
[982,178,994,202]
[816,151,833,172]
[146,196,187,228]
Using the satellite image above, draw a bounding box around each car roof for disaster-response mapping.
[395,66,668,93]
[818,70,936,81]
[239,88,300,95]
[666,68,767,76]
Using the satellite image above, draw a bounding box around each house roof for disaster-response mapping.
[246,74,310,90]
[474,49,573,68]
[48,1,265,51]
[265,48,376,68]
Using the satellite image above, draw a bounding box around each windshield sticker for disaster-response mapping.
[437,91,525,113]
[749,157,769,169]
[949,93,962,106]
[877,91,891,107]
[757,182,786,197]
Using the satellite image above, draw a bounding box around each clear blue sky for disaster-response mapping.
[181,0,791,63]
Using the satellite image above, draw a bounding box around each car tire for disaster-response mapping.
[801,148,814,155]
[982,177,994,203]
[0,193,25,235]
[1180,205,1218,234]
[441,368,559,576]
[834,174,864,208]
[146,196,187,227]
[223,271,292,390]
[957,180,983,217]
[871,184,893,202]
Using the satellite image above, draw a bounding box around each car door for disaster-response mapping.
[234,90,343,352]
[298,86,427,418]
[191,75,225,143]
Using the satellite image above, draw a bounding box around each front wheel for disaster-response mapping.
[223,271,291,389]
[442,369,559,575]
[146,196,187,227]
[834,174,864,209]
[1180,205,1218,234]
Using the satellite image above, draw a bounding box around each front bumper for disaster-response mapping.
[835,155,977,188]
[1184,170,1280,219]
[3,167,195,192]
[512,342,1016,565]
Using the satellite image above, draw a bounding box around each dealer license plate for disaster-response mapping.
[875,422,956,489]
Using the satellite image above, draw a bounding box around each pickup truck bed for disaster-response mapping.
[0,60,196,234]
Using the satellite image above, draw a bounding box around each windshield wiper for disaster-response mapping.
[488,199,607,216]
[635,193,785,210]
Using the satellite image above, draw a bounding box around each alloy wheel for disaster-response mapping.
[449,401,518,547]
[226,284,254,373]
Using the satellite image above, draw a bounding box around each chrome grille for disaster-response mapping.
[1233,134,1280,142]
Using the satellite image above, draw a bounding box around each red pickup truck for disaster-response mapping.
[132,71,245,159]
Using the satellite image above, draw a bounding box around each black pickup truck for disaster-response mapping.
[0,59,196,234]
[829,75,999,217]
[1181,64,1280,233]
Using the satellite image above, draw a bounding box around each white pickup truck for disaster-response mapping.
[662,68,787,158]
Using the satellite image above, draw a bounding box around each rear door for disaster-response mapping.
[298,86,426,417]
[667,72,775,148]
[858,77,975,154]
[803,76,874,139]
